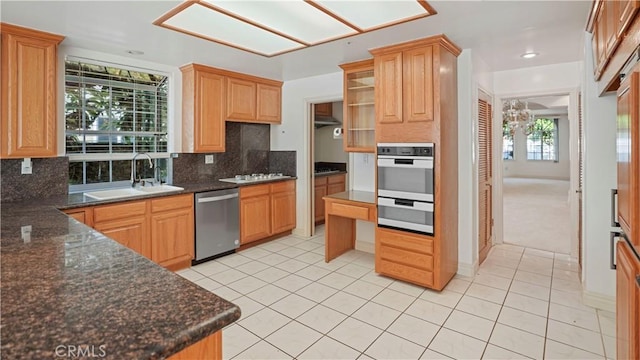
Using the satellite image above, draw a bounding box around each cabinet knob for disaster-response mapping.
[636,275,640,288]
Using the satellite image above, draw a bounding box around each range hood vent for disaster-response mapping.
[314,115,342,128]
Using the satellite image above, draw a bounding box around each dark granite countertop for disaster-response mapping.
[314,171,347,178]
[0,189,247,359]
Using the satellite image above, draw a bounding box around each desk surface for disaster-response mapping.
[324,190,375,204]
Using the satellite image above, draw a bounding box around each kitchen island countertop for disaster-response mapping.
[0,198,240,359]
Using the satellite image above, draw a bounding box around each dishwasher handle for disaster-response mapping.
[197,193,238,203]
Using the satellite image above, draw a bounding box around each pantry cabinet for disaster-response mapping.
[181,64,226,153]
[239,180,296,245]
[616,64,639,244]
[616,239,640,360]
[370,35,461,290]
[339,59,376,152]
[1,23,64,158]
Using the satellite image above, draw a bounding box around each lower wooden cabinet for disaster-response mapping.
[63,194,195,271]
[240,180,296,245]
[150,195,194,270]
[168,331,221,360]
[314,174,346,223]
[616,239,640,360]
[375,226,435,288]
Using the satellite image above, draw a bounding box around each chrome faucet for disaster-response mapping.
[131,153,154,187]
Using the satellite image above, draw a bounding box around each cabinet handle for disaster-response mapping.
[611,189,620,227]
[610,231,621,270]
[636,275,640,288]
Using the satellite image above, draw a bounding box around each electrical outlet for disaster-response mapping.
[21,158,32,174]
[21,225,32,243]
[205,155,214,164]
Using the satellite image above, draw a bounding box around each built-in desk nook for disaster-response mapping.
[323,191,376,262]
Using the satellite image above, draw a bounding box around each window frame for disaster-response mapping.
[64,56,172,193]
[526,117,559,162]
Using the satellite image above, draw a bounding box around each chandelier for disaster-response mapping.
[503,99,535,135]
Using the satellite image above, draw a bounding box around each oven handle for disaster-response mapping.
[377,158,433,169]
[377,197,434,211]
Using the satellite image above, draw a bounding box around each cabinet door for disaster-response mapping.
[240,195,271,244]
[150,208,194,270]
[271,191,296,234]
[595,6,608,75]
[617,70,639,242]
[327,174,346,195]
[1,29,62,158]
[375,52,403,124]
[314,184,327,223]
[403,46,434,123]
[94,216,149,258]
[604,0,619,58]
[618,0,640,37]
[64,207,94,227]
[256,83,281,123]
[314,103,332,117]
[194,71,225,152]
[227,77,256,121]
[616,241,640,360]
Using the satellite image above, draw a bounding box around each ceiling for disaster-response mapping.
[0,1,591,81]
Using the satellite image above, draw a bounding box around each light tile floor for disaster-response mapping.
[178,229,615,360]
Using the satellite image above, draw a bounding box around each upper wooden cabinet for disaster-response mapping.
[617,65,639,244]
[371,35,461,143]
[314,103,332,117]
[181,64,226,153]
[340,59,375,152]
[589,0,640,83]
[1,23,64,158]
[226,75,282,124]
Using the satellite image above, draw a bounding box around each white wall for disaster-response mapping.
[271,71,343,236]
[494,62,582,96]
[582,36,617,303]
[314,101,348,163]
[503,115,571,180]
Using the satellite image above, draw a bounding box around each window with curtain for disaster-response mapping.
[502,121,514,160]
[65,58,170,190]
[526,117,559,161]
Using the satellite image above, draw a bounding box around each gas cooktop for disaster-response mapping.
[219,173,292,184]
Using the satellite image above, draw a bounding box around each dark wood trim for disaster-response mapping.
[304,0,362,32]
[338,58,374,71]
[370,34,462,57]
[586,0,602,33]
[180,63,283,86]
[0,22,65,43]
[418,0,438,15]
[152,0,196,26]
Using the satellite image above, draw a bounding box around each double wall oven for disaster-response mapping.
[377,143,435,235]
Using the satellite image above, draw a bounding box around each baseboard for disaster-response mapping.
[582,290,616,312]
[355,241,375,254]
[457,260,478,277]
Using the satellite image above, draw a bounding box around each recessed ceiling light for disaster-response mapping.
[126,50,144,55]
[521,52,538,59]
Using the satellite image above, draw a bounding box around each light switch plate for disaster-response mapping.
[205,155,214,164]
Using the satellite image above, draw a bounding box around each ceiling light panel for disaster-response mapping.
[314,0,430,30]
[203,0,358,44]
[163,3,304,56]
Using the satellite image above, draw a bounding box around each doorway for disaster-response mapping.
[309,100,348,237]
[499,94,574,254]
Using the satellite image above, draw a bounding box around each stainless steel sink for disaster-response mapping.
[84,185,184,200]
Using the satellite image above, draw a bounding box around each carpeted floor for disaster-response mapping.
[503,177,571,254]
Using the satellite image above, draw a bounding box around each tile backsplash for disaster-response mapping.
[1,157,69,202]
[172,122,297,184]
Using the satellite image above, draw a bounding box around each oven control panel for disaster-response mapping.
[377,143,434,157]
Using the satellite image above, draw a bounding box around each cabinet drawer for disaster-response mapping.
[151,194,193,213]
[328,174,345,184]
[240,184,270,198]
[315,176,328,186]
[94,201,146,223]
[329,202,369,220]
[378,245,433,271]
[377,259,434,287]
[377,227,434,255]
[270,180,295,193]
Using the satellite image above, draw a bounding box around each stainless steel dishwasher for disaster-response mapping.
[194,188,239,264]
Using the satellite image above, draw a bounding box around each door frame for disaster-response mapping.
[306,95,342,237]
[492,88,581,259]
